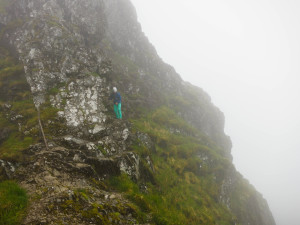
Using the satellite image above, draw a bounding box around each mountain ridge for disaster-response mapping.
[0,0,276,224]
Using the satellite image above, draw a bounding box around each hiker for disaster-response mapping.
[110,87,122,119]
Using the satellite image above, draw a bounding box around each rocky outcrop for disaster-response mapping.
[0,0,230,154]
[13,144,148,224]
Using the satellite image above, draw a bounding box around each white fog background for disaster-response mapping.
[130,0,300,225]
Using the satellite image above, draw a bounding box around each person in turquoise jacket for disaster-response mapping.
[110,87,122,119]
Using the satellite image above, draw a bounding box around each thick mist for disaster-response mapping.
[130,0,300,224]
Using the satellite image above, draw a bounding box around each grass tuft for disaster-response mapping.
[0,180,28,225]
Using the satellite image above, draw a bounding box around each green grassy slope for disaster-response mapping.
[0,45,37,160]
[0,180,28,225]
[107,106,238,225]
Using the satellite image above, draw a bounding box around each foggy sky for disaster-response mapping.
[130,0,300,224]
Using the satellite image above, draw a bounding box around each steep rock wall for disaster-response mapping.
[0,0,230,154]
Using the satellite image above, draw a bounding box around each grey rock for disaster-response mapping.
[0,160,16,180]
[117,152,140,181]
[137,131,156,152]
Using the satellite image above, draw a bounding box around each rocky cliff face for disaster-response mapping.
[0,0,276,224]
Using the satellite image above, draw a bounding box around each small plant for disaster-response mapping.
[97,145,108,156]
[75,188,89,201]
[47,82,66,96]
[89,72,100,77]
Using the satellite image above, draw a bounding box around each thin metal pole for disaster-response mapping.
[37,106,49,150]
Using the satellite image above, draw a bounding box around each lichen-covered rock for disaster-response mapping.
[117,152,140,181]
[0,159,15,181]
[136,131,156,152]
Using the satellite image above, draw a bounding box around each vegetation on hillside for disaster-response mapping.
[0,44,62,160]
[0,180,28,225]
[0,49,265,223]
[0,45,37,160]
[106,106,237,225]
